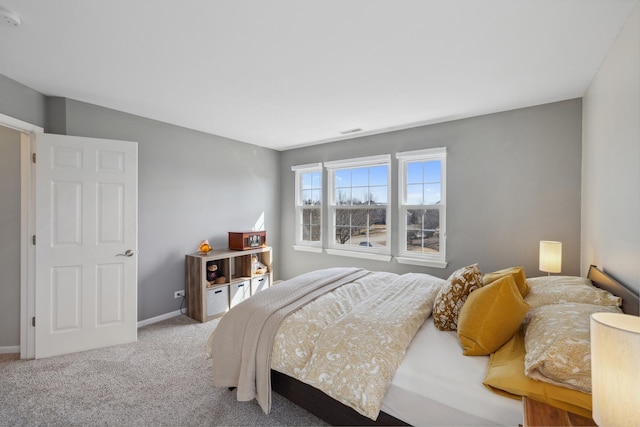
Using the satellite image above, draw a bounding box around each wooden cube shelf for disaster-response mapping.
[185,246,272,322]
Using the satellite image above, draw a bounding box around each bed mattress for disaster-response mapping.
[381,319,523,426]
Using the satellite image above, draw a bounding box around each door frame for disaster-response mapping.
[0,113,43,359]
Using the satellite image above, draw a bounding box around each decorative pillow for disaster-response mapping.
[525,276,621,310]
[523,302,622,393]
[483,331,593,419]
[483,266,529,297]
[433,264,483,331]
[457,275,529,356]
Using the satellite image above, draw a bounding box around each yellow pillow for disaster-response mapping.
[483,330,593,419]
[457,275,529,355]
[483,266,529,297]
[433,264,483,331]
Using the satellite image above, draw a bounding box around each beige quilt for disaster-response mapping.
[272,271,444,420]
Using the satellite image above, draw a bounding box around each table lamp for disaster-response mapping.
[539,240,561,275]
[590,312,640,427]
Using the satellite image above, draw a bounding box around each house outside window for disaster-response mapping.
[396,147,448,268]
[325,155,391,262]
[292,163,323,253]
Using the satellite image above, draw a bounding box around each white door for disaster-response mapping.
[35,133,138,358]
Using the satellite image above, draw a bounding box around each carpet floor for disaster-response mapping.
[0,315,327,426]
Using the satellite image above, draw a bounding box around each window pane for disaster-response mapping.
[335,169,351,188]
[369,165,388,186]
[351,186,368,204]
[369,185,388,204]
[351,168,369,187]
[407,162,423,184]
[310,189,321,205]
[301,173,313,189]
[335,208,351,227]
[407,183,423,204]
[424,161,441,183]
[336,188,352,205]
[405,208,440,253]
[302,207,321,226]
[329,158,390,252]
[334,208,386,247]
[310,172,321,188]
[301,207,320,242]
[405,160,441,205]
[423,183,441,205]
[301,172,322,204]
[301,189,312,205]
[295,167,322,246]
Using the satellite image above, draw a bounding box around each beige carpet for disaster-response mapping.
[0,315,326,426]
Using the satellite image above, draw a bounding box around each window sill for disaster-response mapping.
[293,245,323,253]
[326,248,392,262]
[396,257,448,269]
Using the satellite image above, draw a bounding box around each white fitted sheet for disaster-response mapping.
[381,319,523,426]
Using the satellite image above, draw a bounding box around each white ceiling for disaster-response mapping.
[0,1,636,151]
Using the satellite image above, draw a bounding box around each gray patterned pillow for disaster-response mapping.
[525,276,621,310]
[523,302,622,393]
[433,264,483,331]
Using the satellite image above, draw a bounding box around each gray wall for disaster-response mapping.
[56,99,281,321]
[0,126,21,347]
[582,1,640,294]
[279,99,583,282]
[0,74,46,128]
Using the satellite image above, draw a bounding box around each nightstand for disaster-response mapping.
[522,397,596,427]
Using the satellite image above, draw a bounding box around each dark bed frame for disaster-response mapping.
[270,265,640,426]
[586,265,639,315]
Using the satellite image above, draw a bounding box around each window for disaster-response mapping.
[397,148,447,268]
[292,163,322,252]
[325,155,391,261]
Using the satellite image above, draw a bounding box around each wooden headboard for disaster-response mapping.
[587,265,639,316]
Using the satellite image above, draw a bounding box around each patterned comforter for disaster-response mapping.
[271,271,444,420]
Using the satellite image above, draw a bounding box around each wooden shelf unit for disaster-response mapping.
[185,246,273,322]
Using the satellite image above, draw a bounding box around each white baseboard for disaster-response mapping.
[0,345,20,354]
[1,314,182,355]
[137,310,183,328]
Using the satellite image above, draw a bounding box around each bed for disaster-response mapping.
[206,264,639,426]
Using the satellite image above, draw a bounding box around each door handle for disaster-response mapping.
[116,249,135,257]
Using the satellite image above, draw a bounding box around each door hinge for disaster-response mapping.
[32,153,36,163]
[32,235,36,245]
[32,317,35,327]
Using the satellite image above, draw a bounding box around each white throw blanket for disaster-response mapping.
[206,267,368,414]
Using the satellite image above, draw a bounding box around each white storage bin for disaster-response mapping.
[230,280,250,308]
[251,275,269,295]
[206,286,229,317]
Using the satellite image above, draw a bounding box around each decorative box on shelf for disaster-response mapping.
[228,231,266,250]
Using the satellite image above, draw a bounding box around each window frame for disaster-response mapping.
[325,154,392,262]
[292,162,323,253]
[396,147,448,268]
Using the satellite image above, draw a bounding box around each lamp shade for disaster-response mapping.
[590,312,640,427]
[539,241,562,273]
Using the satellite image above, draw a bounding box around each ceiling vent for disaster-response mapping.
[339,128,363,135]
[0,6,21,27]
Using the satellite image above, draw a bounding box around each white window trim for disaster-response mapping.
[326,248,392,262]
[396,147,448,268]
[325,154,390,169]
[292,162,323,250]
[293,245,323,253]
[326,154,391,256]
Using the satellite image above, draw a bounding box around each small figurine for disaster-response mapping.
[199,239,212,254]
[251,255,267,275]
